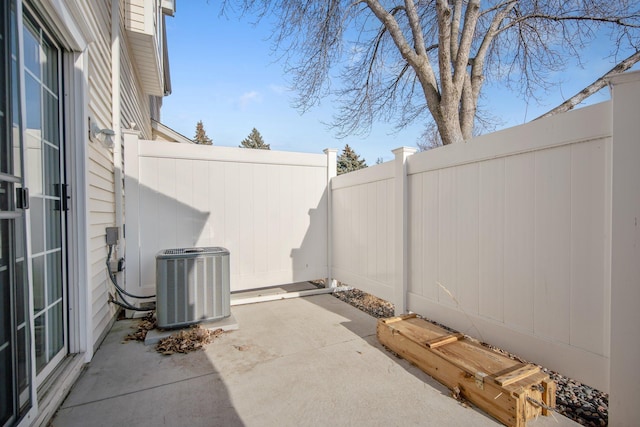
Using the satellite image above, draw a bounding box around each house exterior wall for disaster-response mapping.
[76,0,119,354]
[124,0,145,33]
[120,0,153,139]
[75,0,156,353]
[83,0,164,352]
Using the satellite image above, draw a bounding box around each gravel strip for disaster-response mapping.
[316,282,608,426]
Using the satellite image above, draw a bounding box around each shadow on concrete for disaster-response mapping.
[303,294,507,425]
[51,320,244,427]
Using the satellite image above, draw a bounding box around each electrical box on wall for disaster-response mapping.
[106,227,119,245]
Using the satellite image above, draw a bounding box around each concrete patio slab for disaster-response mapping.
[52,294,580,427]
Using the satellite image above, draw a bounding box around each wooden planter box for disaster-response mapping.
[377,314,555,427]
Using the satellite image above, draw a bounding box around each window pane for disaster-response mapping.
[45,199,61,250]
[0,121,6,176]
[29,197,43,254]
[32,255,45,313]
[46,250,62,303]
[26,132,42,195]
[0,36,6,175]
[22,22,40,79]
[12,125,21,179]
[15,259,24,325]
[44,144,59,196]
[0,181,8,211]
[43,91,58,146]
[41,39,57,93]
[24,74,40,133]
[17,325,28,395]
[15,212,23,258]
[15,214,24,325]
[34,314,45,374]
[0,219,10,425]
[11,6,21,178]
[0,342,11,425]
[47,302,63,359]
[11,56,18,124]
[0,220,9,346]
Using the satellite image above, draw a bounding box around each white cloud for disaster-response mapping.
[239,91,261,108]
[269,84,289,95]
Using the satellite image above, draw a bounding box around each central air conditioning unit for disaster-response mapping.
[155,247,230,329]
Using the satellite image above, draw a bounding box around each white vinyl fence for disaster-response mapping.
[330,73,640,421]
[406,102,612,392]
[331,161,396,303]
[333,102,613,392]
[124,140,334,294]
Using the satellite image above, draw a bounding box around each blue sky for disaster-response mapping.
[161,1,636,163]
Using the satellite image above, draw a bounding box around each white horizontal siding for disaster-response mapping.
[87,113,118,355]
[125,0,146,33]
[78,0,155,351]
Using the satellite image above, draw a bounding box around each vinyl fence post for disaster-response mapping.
[607,70,640,427]
[324,148,338,288]
[392,147,417,314]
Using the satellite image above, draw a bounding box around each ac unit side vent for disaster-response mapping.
[156,247,230,329]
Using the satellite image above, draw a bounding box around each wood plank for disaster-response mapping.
[494,364,541,386]
[389,317,451,343]
[381,313,417,324]
[425,333,463,348]
[433,337,520,376]
[542,379,556,416]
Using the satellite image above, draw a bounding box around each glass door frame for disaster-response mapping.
[1,0,33,425]
[19,4,69,387]
[8,0,92,423]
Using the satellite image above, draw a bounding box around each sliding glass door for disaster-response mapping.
[1,1,31,424]
[21,9,67,384]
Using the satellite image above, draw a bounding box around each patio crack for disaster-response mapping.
[60,371,219,409]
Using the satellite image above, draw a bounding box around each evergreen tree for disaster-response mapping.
[239,128,270,149]
[193,120,213,145]
[337,144,367,175]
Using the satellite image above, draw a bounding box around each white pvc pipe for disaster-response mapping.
[111,0,123,252]
[230,286,352,306]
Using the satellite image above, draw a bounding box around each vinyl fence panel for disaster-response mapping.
[126,140,330,293]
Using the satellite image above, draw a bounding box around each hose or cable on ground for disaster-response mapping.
[106,244,155,299]
[106,244,156,311]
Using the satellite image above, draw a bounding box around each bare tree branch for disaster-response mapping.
[450,0,463,60]
[224,0,640,145]
[536,49,640,119]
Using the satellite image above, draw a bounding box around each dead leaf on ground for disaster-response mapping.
[155,326,225,354]
[124,313,157,342]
